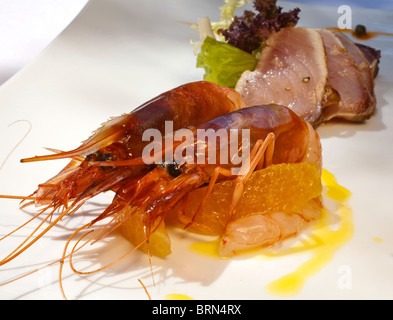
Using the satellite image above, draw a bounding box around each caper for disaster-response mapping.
[354,24,367,37]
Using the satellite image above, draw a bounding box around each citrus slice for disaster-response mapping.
[167,162,323,236]
[118,207,171,258]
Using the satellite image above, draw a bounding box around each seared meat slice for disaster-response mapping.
[235,27,380,126]
[355,42,381,78]
[235,27,331,126]
[320,29,376,122]
[332,30,377,89]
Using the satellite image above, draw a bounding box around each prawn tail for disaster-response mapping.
[221,86,248,110]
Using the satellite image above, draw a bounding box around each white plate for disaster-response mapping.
[0,0,392,300]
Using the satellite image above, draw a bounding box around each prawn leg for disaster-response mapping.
[183,132,275,230]
[227,133,275,221]
[183,166,233,230]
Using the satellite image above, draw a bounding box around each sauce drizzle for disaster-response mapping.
[327,26,393,40]
[265,169,353,296]
[165,293,194,300]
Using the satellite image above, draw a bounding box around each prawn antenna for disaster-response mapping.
[0,194,35,201]
[21,151,80,163]
[87,158,147,167]
[21,128,124,163]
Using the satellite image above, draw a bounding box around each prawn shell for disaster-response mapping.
[189,104,311,171]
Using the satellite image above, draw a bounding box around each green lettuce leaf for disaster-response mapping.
[212,0,251,38]
[196,36,258,88]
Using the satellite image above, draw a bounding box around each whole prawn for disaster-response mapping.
[0,81,245,267]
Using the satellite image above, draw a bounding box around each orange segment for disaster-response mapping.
[119,162,322,258]
[167,162,322,235]
[118,208,171,258]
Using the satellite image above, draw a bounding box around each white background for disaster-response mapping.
[1,0,392,86]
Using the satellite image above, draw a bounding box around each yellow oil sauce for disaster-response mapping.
[265,169,353,296]
[189,169,354,297]
[190,239,222,258]
[164,293,194,300]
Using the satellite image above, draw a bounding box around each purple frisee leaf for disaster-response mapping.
[222,0,300,53]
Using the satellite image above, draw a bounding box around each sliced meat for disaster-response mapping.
[332,30,376,90]
[235,27,380,126]
[235,27,330,126]
[319,29,376,122]
[355,42,381,78]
